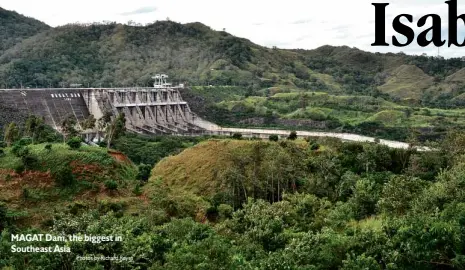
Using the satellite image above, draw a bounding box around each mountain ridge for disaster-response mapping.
[0,7,50,54]
[2,7,465,141]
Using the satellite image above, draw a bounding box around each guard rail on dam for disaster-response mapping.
[0,86,429,150]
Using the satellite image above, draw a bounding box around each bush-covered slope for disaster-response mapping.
[0,143,139,226]
[0,7,50,55]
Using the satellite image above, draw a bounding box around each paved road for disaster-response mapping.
[192,119,430,151]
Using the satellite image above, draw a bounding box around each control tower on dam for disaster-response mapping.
[0,74,206,135]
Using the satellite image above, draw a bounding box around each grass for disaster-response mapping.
[378,65,435,100]
[348,216,384,232]
[148,139,308,196]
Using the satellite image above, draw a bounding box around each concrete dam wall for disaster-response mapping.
[0,86,206,135]
[0,89,90,130]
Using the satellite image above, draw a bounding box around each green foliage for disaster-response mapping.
[51,163,75,187]
[342,253,382,270]
[231,133,242,140]
[136,163,152,182]
[287,130,297,140]
[377,175,427,216]
[3,122,19,147]
[104,113,126,149]
[0,7,49,54]
[66,136,82,149]
[350,178,381,219]
[132,184,142,196]
[3,134,465,269]
[227,199,291,251]
[268,134,279,142]
[23,115,56,143]
[81,114,96,130]
[13,163,25,174]
[104,180,118,190]
[113,134,205,165]
[310,142,320,151]
[61,115,79,141]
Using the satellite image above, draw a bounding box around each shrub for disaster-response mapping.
[104,180,118,190]
[11,144,28,157]
[133,184,142,196]
[0,141,5,148]
[52,165,75,187]
[17,137,32,146]
[269,134,279,142]
[22,154,38,170]
[0,202,8,228]
[218,204,234,220]
[11,145,37,170]
[288,131,298,140]
[310,143,320,151]
[232,133,243,140]
[67,137,82,149]
[14,163,25,174]
[136,164,152,182]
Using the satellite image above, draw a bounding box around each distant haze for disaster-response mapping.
[2,0,465,58]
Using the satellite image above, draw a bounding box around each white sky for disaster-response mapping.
[2,0,465,58]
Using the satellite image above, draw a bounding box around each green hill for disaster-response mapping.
[0,7,50,55]
[0,143,139,227]
[378,65,435,101]
[148,139,306,195]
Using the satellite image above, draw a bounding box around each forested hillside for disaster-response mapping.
[1,12,464,106]
[3,130,465,269]
[0,7,50,55]
[2,7,465,141]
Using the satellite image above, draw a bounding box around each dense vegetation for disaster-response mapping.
[2,124,465,269]
[0,7,50,55]
[111,133,212,166]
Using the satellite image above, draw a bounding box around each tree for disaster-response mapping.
[377,175,427,216]
[105,113,126,149]
[61,115,78,143]
[81,114,96,130]
[4,122,19,146]
[25,115,44,143]
[136,164,152,182]
[97,111,112,142]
